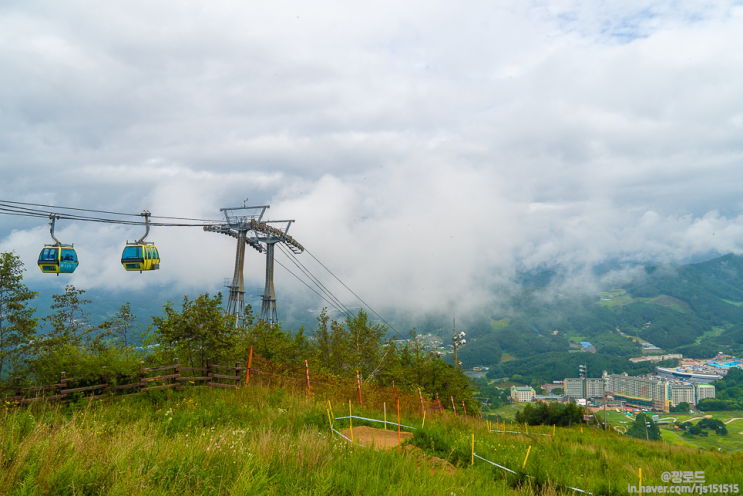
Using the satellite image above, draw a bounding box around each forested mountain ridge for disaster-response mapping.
[453,254,743,384]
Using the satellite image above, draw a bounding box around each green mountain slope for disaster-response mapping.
[464,254,743,382]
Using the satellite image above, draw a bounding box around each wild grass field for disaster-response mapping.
[595,408,743,452]
[3,385,742,495]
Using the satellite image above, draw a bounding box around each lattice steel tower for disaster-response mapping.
[204,202,304,326]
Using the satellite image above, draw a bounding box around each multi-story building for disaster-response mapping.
[670,383,696,406]
[564,378,584,398]
[655,366,721,384]
[608,372,671,412]
[563,378,605,399]
[629,354,683,364]
[695,384,716,402]
[511,386,536,402]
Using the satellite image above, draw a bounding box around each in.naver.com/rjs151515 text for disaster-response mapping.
[629,472,739,494]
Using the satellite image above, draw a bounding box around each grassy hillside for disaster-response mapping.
[2,384,742,495]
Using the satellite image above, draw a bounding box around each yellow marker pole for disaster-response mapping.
[553,424,556,436]
[471,433,475,466]
[384,402,387,430]
[349,400,353,444]
[581,425,583,434]
[328,400,334,419]
[639,468,642,491]
[422,410,426,428]
[522,445,532,470]
[327,409,332,430]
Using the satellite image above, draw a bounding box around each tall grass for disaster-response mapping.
[2,385,741,495]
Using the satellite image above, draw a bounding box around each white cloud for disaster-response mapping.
[2,0,743,312]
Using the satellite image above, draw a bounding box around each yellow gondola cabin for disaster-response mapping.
[37,214,78,275]
[121,210,160,273]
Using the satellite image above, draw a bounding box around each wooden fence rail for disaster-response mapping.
[1,358,243,406]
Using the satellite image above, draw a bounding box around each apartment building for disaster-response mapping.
[511,386,536,402]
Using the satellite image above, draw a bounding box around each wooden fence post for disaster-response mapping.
[235,362,241,388]
[436,392,443,413]
[305,360,312,400]
[139,362,145,389]
[100,366,108,399]
[173,358,180,389]
[61,372,67,401]
[207,358,212,387]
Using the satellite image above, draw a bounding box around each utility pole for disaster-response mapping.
[579,364,587,401]
[452,319,466,369]
[602,370,609,432]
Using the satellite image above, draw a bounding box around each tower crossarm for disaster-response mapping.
[203,224,264,253]
[248,219,304,254]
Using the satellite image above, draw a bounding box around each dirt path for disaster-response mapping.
[724,418,743,424]
[339,426,456,474]
[687,416,711,422]
[340,425,413,449]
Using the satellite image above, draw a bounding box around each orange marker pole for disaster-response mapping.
[418,388,425,417]
[451,396,457,416]
[305,360,312,400]
[462,401,467,420]
[436,393,443,413]
[396,398,401,453]
[356,370,363,405]
[245,345,253,384]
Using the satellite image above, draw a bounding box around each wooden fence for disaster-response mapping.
[1,358,243,405]
[2,353,475,419]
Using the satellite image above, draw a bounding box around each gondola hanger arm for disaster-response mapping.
[49,214,62,246]
[136,211,151,244]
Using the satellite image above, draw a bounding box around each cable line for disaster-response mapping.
[275,244,350,317]
[304,248,401,337]
[0,200,222,223]
[273,257,349,316]
[276,243,353,318]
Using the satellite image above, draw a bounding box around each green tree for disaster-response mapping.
[28,285,138,383]
[626,413,661,441]
[311,308,332,369]
[670,401,691,413]
[247,320,309,366]
[42,285,96,348]
[515,402,585,426]
[0,252,37,382]
[345,309,387,378]
[101,303,139,349]
[150,293,238,368]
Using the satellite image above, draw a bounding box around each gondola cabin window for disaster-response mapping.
[122,246,143,260]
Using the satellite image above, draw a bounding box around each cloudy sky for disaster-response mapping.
[1,0,743,311]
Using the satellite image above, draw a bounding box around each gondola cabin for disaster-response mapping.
[121,243,160,272]
[38,246,79,274]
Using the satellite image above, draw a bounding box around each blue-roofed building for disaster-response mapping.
[579,341,596,353]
